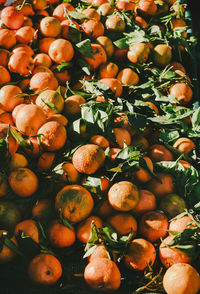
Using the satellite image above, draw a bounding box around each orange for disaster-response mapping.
[134,156,153,183]
[24,137,41,159]
[159,193,186,219]
[115,1,136,11]
[139,210,169,242]
[97,3,114,16]
[14,219,39,243]
[145,101,159,114]
[105,15,126,32]
[88,244,110,262]
[48,219,76,248]
[48,39,74,63]
[0,201,21,229]
[12,104,27,124]
[153,44,172,68]
[0,85,23,112]
[113,127,131,148]
[32,65,53,76]
[159,235,192,268]
[82,19,104,38]
[60,162,80,184]
[148,144,174,162]
[64,95,86,118]
[173,137,195,155]
[8,52,34,76]
[1,6,24,30]
[76,215,103,243]
[52,3,75,22]
[9,167,39,198]
[33,53,52,68]
[147,173,174,198]
[40,16,61,37]
[12,44,34,56]
[99,62,119,79]
[9,153,28,170]
[117,68,139,86]
[109,147,121,161]
[169,61,186,74]
[82,8,100,21]
[32,198,54,221]
[108,181,139,211]
[55,184,94,223]
[72,144,105,175]
[124,238,156,271]
[132,189,157,216]
[0,173,8,197]
[107,213,137,236]
[0,66,10,86]
[0,232,18,264]
[38,121,67,151]
[46,113,68,126]
[169,83,193,105]
[127,43,150,64]
[0,29,16,49]
[15,26,36,44]
[84,258,121,291]
[37,152,55,172]
[60,19,80,40]
[113,114,136,136]
[83,43,107,70]
[137,0,157,16]
[96,199,115,219]
[163,263,200,294]
[32,0,47,10]
[135,16,148,29]
[38,37,56,53]
[36,89,64,115]
[90,135,110,149]
[0,123,19,156]
[169,215,196,233]
[52,65,71,84]
[15,104,47,136]
[0,49,11,67]
[132,134,149,151]
[30,72,58,92]
[96,36,114,59]
[28,254,62,286]
[100,78,123,98]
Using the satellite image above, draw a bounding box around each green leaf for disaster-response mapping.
[127,112,147,132]
[68,25,82,43]
[41,99,60,113]
[9,127,31,149]
[54,62,73,72]
[68,10,89,20]
[76,39,93,58]
[77,58,90,75]
[4,238,23,256]
[82,176,101,193]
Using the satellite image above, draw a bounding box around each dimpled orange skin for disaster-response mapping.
[55,185,94,223]
[72,144,105,175]
[108,181,139,211]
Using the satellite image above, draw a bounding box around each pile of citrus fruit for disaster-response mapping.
[0,0,200,293]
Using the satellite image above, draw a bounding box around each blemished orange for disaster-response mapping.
[55,185,94,223]
[83,43,107,70]
[163,263,200,294]
[105,14,126,32]
[108,181,139,211]
[84,258,121,291]
[0,85,23,112]
[38,121,67,152]
[48,39,74,63]
[48,219,76,248]
[96,36,114,59]
[28,254,62,286]
[40,16,61,37]
[132,189,157,216]
[76,215,103,243]
[134,156,154,183]
[159,235,192,268]
[72,144,105,175]
[36,89,64,115]
[107,213,137,236]
[9,167,39,197]
[14,219,39,243]
[139,210,169,242]
[32,198,54,220]
[124,238,156,271]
